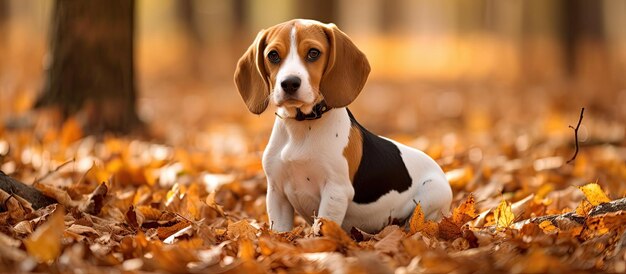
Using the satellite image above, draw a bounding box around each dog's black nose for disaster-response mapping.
[281,76,301,94]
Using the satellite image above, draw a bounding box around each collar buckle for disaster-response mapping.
[295,101,331,121]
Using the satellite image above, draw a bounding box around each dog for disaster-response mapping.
[234,19,452,233]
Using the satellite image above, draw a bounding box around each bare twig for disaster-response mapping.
[567,108,585,164]
[33,158,75,184]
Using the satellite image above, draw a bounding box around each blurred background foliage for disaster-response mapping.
[0,0,624,144]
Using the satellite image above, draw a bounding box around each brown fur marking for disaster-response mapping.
[343,124,363,183]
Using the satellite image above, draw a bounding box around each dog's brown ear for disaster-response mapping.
[234,30,270,114]
[320,24,371,108]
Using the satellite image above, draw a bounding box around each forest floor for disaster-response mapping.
[2,78,626,273]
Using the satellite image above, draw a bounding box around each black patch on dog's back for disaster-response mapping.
[347,109,413,204]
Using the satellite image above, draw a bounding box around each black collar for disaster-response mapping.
[295,101,331,121]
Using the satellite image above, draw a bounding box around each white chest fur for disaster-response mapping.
[262,108,452,233]
[263,109,352,225]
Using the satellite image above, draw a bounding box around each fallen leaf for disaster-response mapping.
[317,218,354,248]
[575,199,593,216]
[80,182,108,215]
[538,220,558,233]
[227,219,258,240]
[579,183,611,206]
[136,205,163,221]
[34,183,78,208]
[439,195,478,240]
[13,220,33,235]
[238,237,256,260]
[583,211,626,238]
[409,203,439,237]
[66,224,100,237]
[125,205,143,229]
[158,220,192,240]
[23,206,65,263]
[452,194,478,225]
[297,237,338,253]
[373,227,404,254]
[439,216,462,240]
[494,198,514,231]
[162,223,193,244]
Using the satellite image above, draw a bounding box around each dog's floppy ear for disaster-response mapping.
[320,24,371,108]
[234,30,270,114]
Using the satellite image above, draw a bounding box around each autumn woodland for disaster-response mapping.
[1,1,626,273]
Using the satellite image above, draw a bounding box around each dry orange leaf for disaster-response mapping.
[227,219,258,240]
[157,220,192,240]
[297,237,338,253]
[575,199,593,216]
[583,211,626,238]
[578,183,610,206]
[238,238,256,260]
[317,218,354,247]
[494,198,514,231]
[538,220,558,233]
[34,182,79,208]
[452,194,478,225]
[24,206,65,263]
[408,203,439,237]
[136,205,163,221]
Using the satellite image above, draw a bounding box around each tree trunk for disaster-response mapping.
[0,0,7,24]
[176,0,202,45]
[35,0,141,135]
[560,0,605,77]
[0,0,7,41]
[296,0,337,24]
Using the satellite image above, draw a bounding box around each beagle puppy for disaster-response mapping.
[234,19,452,233]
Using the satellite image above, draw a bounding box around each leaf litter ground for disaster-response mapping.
[1,93,626,273]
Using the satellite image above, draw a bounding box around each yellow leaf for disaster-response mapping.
[538,220,558,233]
[494,199,514,231]
[409,203,439,237]
[24,207,65,263]
[578,183,610,206]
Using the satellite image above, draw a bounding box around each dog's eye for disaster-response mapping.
[268,50,281,64]
[306,48,321,62]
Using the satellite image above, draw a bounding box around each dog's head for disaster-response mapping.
[234,19,370,115]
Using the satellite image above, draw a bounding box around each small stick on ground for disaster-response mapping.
[567,107,585,164]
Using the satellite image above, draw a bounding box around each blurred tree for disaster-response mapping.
[177,0,204,47]
[0,0,6,24]
[0,0,7,40]
[35,0,141,134]
[297,0,336,23]
[561,0,605,76]
[232,0,246,30]
[176,0,203,78]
